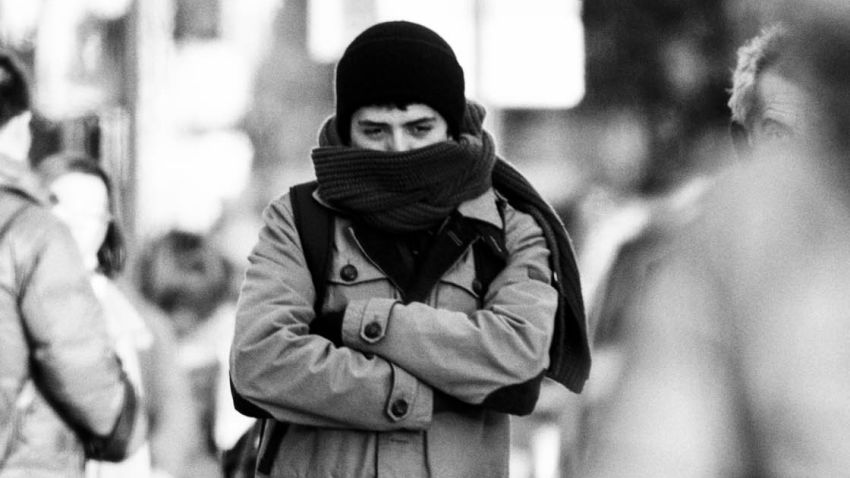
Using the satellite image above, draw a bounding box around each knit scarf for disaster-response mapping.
[311,116,496,232]
[311,101,591,393]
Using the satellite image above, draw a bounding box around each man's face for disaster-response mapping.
[349,103,449,152]
[748,67,820,152]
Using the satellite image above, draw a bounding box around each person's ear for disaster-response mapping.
[730,121,751,159]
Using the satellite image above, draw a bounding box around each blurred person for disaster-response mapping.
[583,20,818,385]
[129,296,203,478]
[229,20,589,478]
[572,17,816,478]
[0,49,140,477]
[138,230,251,476]
[35,153,198,478]
[36,152,153,478]
[579,4,850,476]
[727,23,823,157]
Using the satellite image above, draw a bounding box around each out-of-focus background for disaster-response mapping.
[0,0,808,477]
[2,0,765,263]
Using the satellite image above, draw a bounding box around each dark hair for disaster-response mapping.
[0,49,31,129]
[35,152,126,277]
[137,230,234,321]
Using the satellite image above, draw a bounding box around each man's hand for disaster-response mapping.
[433,389,479,415]
[309,310,345,346]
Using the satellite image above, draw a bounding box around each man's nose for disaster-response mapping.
[387,129,412,152]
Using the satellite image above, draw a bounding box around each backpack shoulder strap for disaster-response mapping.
[289,180,335,313]
[471,196,508,300]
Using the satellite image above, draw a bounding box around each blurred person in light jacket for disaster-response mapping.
[36,152,153,478]
[36,153,199,478]
[579,3,850,476]
[0,49,140,477]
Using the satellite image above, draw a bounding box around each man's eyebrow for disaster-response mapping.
[404,116,437,126]
[356,119,388,126]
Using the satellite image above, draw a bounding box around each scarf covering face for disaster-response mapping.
[311,114,496,232]
[311,101,591,393]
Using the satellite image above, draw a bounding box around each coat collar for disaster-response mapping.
[456,188,504,230]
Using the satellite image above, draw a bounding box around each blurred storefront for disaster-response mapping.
[1,0,587,253]
[1,0,278,263]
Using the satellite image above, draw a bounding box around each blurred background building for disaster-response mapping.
[0,0,786,476]
[0,0,768,257]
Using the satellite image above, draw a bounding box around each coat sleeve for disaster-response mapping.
[15,207,132,438]
[230,194,434,431]
[339,205,557,411]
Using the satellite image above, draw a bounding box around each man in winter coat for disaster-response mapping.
[0,49,140,477]
[230,21,589,478]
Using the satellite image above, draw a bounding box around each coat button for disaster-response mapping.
[340,264,358,282]
[363,321,382,339]
[390,399,408,417]
[472,278,483,295]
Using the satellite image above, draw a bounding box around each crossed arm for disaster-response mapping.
[230,195,556,430]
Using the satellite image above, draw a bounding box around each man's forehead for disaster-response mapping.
[354,104,440,123]
[755,68,816,122]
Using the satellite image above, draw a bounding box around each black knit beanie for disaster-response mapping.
[334,21,466,144]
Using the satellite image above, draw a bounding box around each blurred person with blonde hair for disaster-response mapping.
[727,23,824,158]
[579,2,850,476]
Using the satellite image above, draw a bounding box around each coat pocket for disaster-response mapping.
[324,251,397,312]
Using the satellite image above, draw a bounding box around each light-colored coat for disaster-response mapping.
[231,188,557,477]
[0,157,130,477]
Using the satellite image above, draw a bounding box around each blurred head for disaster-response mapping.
[729,26,808,153]
[138,230,234,338]
[0,50,32,161]
[36,152,125,276]
[334,20,465,145]
[729,21,839,158]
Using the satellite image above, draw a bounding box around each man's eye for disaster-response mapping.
[410,124,433,136]
[761,120,792,140]
[362,128,383,137]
